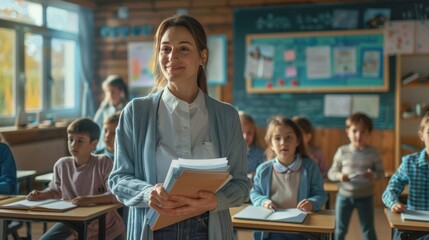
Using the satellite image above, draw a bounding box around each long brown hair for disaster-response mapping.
[151,15,208,94]
[264,116,309,160]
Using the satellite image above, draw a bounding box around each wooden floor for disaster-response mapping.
[236,206,391,240]
[14,207,390,240]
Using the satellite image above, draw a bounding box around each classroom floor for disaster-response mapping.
[16,207,390,240]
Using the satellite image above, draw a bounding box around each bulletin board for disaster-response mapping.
[246,29,389,93]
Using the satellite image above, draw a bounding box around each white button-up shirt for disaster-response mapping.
[156,87,216,182]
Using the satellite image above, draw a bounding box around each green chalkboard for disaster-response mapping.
[246,29,388,93]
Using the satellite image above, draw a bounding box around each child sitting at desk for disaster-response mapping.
[239,111,265,179]
[250,116,327,240]
[382,111,429,240]
[0,133,16,195]
[328,112,385,240]
[95,111,121,161]
[26,118,124,240]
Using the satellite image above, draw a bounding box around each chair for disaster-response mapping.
[7,220,23,240]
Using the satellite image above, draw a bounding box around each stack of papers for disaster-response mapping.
[401,210,429,222]
[0,199,77,212]
[147,158,231,230]
[233,205,308,224]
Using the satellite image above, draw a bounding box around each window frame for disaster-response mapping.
[0,0,82,127]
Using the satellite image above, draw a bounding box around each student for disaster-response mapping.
[94,75,129,150]
[0,133,17,194]
[250,116,327,240]
[292,116,329,177]
[108,15,251,240]
[328,112,385,240]
[382,111,429,240]
[26,118,124,240]
[239,111,264,178]
[96,111,121,161]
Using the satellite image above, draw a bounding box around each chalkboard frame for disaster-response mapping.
[245,29,389,93]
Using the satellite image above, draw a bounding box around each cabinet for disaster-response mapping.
[395,54,429,168]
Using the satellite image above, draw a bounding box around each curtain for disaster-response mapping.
[78,7,95,117]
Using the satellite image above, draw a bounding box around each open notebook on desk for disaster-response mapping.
[147,157,232,231]
[401,210,429,222]
[233,205,308,224]
[0,198,77,212]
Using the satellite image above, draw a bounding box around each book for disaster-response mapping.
[401,72,420,85]
[233,205,308,224]
[401,210,429,222]
[0,199,77,212]
[147,158,232,231]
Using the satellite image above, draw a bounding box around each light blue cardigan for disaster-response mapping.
[250,157,327,211]
[108,90,251,240]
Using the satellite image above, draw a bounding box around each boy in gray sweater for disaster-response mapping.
[328,112,385,240]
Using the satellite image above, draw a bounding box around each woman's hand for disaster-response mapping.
[297,199,313,212]
[165,191,218,217]
[149,183,183,214]
[391,202,407,213]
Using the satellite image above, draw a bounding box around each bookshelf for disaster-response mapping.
[395,54,429,168]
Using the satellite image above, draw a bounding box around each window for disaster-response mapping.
[0,1,83,126]
[0,28,15,116]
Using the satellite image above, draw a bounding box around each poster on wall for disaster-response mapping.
[415,20,429,53]
[127,42,155,88]
[333,47,357,76]
[207,35,227,85]
[244,44,275,79]
[384,20,415,55]
[306,46,332,79]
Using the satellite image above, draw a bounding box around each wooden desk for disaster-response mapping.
[323,181,338,209]
[16,170,37,239]
[35,172,53,183]
[0,197,121,240]
[230,205,335,240]
[384,208,429,239]
[17,170,37,194]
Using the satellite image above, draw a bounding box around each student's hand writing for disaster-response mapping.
[26,190,50,201]
[72,196,95,206]
[339,173,350,182]
[391,202,407,213]
[166,191,218,217]
[263,199,276,211]
[297,199,313,212]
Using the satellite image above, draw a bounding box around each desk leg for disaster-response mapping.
[76,222,87,240]
[2,220,7,240]
[99,214,106,240]
[26,221,32,240]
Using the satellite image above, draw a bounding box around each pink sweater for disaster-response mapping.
[48,155,125,239]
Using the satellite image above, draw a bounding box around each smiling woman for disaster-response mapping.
[108,15,251,240]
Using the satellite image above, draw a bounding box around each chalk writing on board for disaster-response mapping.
[255,12,332,31]
[256,13,292,30]
[295,12,332,30]
[401,3,429,24]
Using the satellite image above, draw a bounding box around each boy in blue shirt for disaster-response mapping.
[382,112,429,240]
